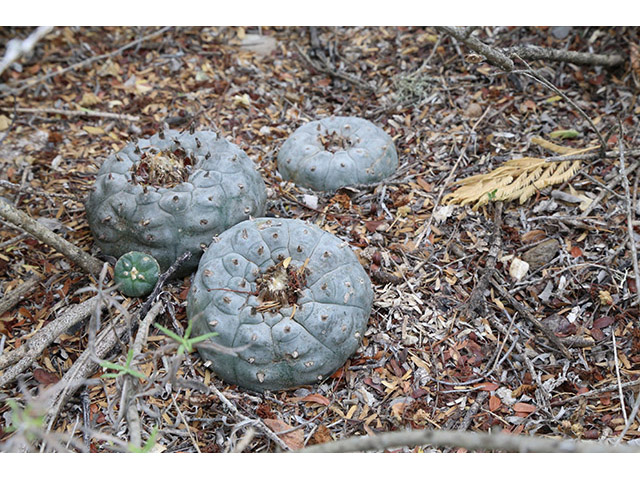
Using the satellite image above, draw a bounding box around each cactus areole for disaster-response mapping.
[187,218,373,392]
[277,116,398,191]
[86,130,267,277]
[114,251,160,297]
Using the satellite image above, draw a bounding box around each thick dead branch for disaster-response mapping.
[0,106,140,122]
[299,428,640,453]
[437,27,515,71]
[437,27,624,71]
[505,44,624,68]
[0,199,103,277]
[0,272,42,317]
[0,296,102,377]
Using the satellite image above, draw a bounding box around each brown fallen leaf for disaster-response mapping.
[309,424,333,445]
[294,393,330,406]
[33,368,60,385]
[513,402,536,414]
[263,418,304,450]
[489,395,501,412]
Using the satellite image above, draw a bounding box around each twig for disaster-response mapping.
[581,162,639,218]
[612,330,628,424]
[436,27,515,71]
[616,389,640,445]
[0,179,78,200]
[138,251,191,319]
[616,120,640,310]
[44,310,134,431]
[0,296,102,378]
[457,391,489,431]
[0,199,103,277]
[207,381,291,451]
[293,42,374,92]
[123,300,164,449]
[170,392,201,453]
[299,428,640,453]
[0,27,54,77]
[489,276,574,359]
[2,26,173,97]
[0,272,42,317]
[463,201,503,317]
[516,59,607,153]
[0,106,140,122]
[552,378,640,407]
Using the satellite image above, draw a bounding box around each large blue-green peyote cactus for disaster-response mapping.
[86,129,267,277]
[187,217,373,391]
[277,116,398,191]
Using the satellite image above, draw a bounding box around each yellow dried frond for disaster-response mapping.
[446,140,589,210]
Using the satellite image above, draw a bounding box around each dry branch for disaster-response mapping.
[0,272,42,317]
[124,300,164,449]
[0,200,103,277]
[0,106,140,122]
[437,27,624,71]
[299,428,640,453]
[44,311,133,431]
[505,44,624,68]
[0,296,102,376]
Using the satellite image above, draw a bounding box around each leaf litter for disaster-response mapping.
[0,26,639,452]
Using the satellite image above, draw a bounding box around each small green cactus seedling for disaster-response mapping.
[86,129,267,277]
[114,251,160,297]
[187,217,373,392]
[277,116,398,191]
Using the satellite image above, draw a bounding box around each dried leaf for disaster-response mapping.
[513,402,536,413]
[263,418,304,450]
[295,393,330,406]
[0,114,10,131]
[83,126,104,135]
[309,424,333,445]
[593,316,615,329]
[33,368,60,385]
[489,395,501,412]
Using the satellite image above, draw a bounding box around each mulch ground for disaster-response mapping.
[1,26,639,452]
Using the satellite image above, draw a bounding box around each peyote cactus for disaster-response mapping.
[114,251,160,297]
[277,116,398,191]
[187,217,373,392]
[86,129,267,277]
